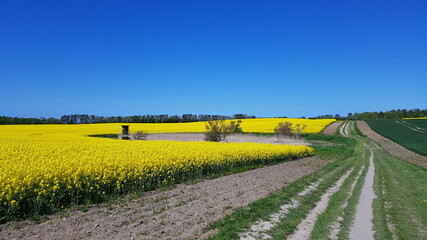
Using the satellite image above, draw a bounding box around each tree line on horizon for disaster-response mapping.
[0,114,256,125]
[0,109,426,125]
[311,108,427,120]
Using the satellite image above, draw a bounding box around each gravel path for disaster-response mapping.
[349,149,376,240]
[356,121,427,168]
[0,157,330,240]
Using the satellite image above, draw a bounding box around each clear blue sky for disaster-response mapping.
[1,0,426,118]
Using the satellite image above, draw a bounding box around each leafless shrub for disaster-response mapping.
[204,120,238,142]
[294,124,307,140]
[229,120,243,133]
[133,130,148,140]
[274,122,293,140]
[274,122,307,140]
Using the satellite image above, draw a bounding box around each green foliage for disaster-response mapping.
[88,134,119,139]
[311,108,427,121]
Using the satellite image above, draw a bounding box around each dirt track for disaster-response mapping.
[356,121,427,168]
[146,133,309,145]
[0,157,330,240]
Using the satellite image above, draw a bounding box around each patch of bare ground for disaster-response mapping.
[0,157,331,240]
[322,122,343,135]
[356,121,427,168]
[146,133,310,145]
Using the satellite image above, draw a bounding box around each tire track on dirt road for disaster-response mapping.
[349,149,376,240]
[339,122,350,137]
[329,164,365,240]
[395,120,427,134]
[286,168,353,240]
[239,180,321,240]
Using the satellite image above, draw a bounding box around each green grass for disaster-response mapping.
[305,134,356,161]
[208,134,357,240]
[373,149,427,240]
[88,134,119,139]
[367,119,427,156]
[353,121,366,137]
[209,156,354,240]
[267,161,353,239]
[209,127,427,240]
[308,140,367,240]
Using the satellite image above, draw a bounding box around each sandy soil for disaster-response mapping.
[322,122,343,135]
[356,121,427,168]
[349,150,376,240]
[145,133,310,145]
[0,157,330,240]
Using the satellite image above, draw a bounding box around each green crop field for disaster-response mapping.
[367,119,427,156]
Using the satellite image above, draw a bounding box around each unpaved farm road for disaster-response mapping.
[238,121,383,240]
[0,157,329,240]
[349,149,376,240]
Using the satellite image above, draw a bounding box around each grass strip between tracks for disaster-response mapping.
[309,140,368,240]
[209,135,357,240]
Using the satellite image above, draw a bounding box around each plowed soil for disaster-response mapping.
[0,157,330,240]
[322,122,342,135]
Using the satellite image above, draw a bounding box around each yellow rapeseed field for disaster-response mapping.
[0,118,334,220]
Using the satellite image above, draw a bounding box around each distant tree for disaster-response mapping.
[384,111,399,119]
[182,114,198,122]
[232,113,247,119]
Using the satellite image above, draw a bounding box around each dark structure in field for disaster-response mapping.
[122,125,130,140]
